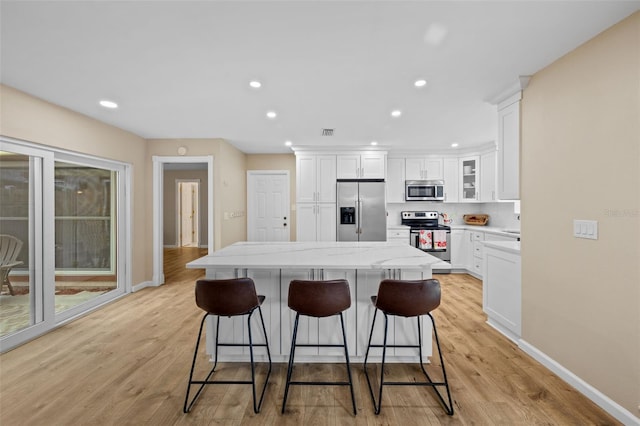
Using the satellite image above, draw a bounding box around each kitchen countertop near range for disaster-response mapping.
[450,225,521,238]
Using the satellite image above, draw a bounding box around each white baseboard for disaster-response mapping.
[518,340,640,426]
[132,281,161,292]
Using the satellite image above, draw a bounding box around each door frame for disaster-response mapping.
[247,170,290,242]
[152,156,214,286]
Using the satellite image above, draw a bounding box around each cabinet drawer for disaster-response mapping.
[473,241,484,256]
[473,260,483,275]
[472,232,484,241]
[387,229,409,240]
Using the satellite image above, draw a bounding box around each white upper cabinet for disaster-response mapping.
[386,157,406,203]
[337,152,385,179]
[405,157,443,180]
[460,155,480,202]
[443,158,459,203]
[480,151,497,202]
[296,154,336,203]
[497,97,521,200]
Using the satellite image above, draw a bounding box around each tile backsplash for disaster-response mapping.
[387,201,520,230]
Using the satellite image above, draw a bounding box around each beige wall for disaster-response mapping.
[246,154,297,240]
[521,12,639,415]
[163,169,209,247]
[145,139,247,250]
[0,84,150,284]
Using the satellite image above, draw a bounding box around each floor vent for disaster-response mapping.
[321,128,334,136]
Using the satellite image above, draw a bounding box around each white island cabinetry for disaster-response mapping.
[187,242,440,363]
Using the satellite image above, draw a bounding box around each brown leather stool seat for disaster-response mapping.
[183,278,272,414]
[282,279,357,415]
[363,279,453,415]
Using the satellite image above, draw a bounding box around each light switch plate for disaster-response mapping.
[573,219,598,240]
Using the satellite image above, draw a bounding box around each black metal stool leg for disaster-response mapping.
[428,313,454,415]
[282,312,300,414]
[253,305,272,413]
[184,313,216,413]
[376,313,390,415]
[339,312,357,415]
[363,308,379,412]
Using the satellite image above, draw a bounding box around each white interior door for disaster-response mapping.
[178,181,199,247]
[247,171,290,242]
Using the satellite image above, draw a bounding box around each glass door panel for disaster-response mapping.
[0,151,36,337]
[53,162,118,314]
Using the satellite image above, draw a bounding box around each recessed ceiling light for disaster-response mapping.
[99,100,118,109]
[414,79,427,88]
[370,141,378,146]
[266,111,277,119]
[284,140,292,146]
[451,143,459,148]
[391,110,402,118]
[249,80,262,89]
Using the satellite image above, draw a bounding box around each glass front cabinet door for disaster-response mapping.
[460,156,479,201]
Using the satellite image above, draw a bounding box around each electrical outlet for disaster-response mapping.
[573,219,598,240]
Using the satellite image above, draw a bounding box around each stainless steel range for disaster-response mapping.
[401,211,451,262]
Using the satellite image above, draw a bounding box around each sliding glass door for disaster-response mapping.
[0,138,130,350]
[0,148,44,338]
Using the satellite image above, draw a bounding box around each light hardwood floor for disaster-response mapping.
[0,247,620,425]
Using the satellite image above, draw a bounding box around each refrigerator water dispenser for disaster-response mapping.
[340,207,356,224]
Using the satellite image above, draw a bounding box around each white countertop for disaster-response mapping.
[386,224,411,230]
[450,225,520,238]
[482,240,521,254]
[187,241,442,270]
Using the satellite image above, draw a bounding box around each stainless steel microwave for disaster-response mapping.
[405,180,445,201]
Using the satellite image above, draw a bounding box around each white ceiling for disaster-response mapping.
[1,1,638,154]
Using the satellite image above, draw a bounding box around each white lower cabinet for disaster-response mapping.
[455,229,519,278]
[483,243,521,342]
[386,227,410,244]
[471,231,484,277]
[297,203,336,241]
[450,229,465,268]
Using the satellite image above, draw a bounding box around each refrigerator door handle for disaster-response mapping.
[357,198,363,234]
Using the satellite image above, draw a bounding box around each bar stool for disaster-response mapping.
[282,279,357,415]
[183,278,272,414]
[363,278,453,415]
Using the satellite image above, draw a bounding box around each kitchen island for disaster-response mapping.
[186,241,441,363]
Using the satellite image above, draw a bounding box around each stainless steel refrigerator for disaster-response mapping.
[337,179,386,241]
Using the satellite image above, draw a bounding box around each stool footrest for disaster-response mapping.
[216,342,268,347]
[368,344,420,349]
[191,380,253,385]
[381,381,448,386]
[293,343,347,348]
[288,381,351,386]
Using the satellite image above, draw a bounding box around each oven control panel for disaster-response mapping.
[401,211,439,220]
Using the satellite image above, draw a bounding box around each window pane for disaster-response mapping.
[0,152,34,337]
[54,162,117,314]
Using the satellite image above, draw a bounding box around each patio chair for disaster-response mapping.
[0,234,24,296]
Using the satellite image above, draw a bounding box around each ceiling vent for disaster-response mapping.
[321,128,334,136]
